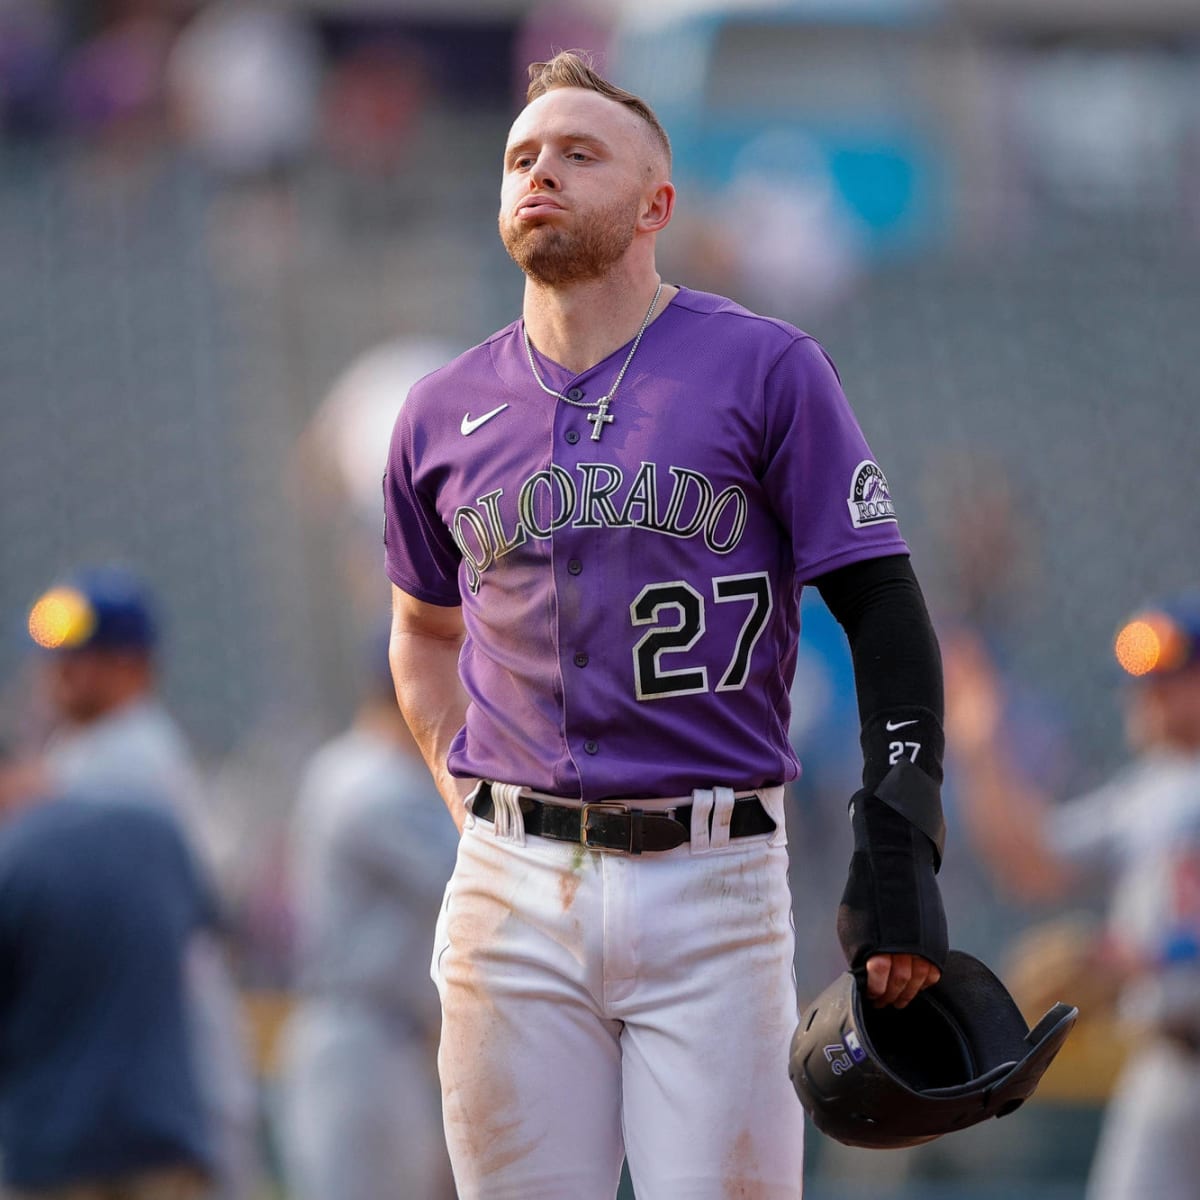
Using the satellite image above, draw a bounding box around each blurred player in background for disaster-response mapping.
[279,626,458,1200]
[29,567,210,837]
[23,566,259,1200]
[0,759,215,1200]
[946,591,1200,1200]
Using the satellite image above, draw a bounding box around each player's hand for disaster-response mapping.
[942,629,1003,758]
[838,771,948,987]
[866,953,942,1009]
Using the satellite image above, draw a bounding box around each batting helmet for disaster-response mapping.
[789,950,1077,1149]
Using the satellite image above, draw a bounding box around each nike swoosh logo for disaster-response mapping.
[461,404,509,436]
[885,719,918,732]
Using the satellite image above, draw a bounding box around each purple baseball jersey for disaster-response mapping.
[384,287,908,801]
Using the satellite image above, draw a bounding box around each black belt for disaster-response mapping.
[471,781,776,855]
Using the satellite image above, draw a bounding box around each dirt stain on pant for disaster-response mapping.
[438,853,542,1185]
[722,1128,773,1198]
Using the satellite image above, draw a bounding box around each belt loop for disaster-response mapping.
[690,788,715,855]
[760,785,788,847]
[711,786,735,849]
[490,782,527,846]
[463,781,481,830]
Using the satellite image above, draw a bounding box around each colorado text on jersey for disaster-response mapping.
[450,461,749,593]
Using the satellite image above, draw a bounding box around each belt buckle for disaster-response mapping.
[580,802,632,853]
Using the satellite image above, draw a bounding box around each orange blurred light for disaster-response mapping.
[1114,614,1189,677]
[27,587,96,650]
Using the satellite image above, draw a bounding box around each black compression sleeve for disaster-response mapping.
[813,554,944,792]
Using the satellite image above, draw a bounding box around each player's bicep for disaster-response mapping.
[390,584,464,643]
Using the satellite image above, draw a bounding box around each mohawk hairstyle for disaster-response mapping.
[526,49,672,168]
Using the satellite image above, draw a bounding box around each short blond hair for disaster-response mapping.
[526,50,671,168]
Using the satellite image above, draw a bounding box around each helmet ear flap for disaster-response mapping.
[983,1001,1079,1117]
[789,951,1078,1149]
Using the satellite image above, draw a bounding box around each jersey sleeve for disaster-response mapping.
[1045,763,1144,870]
[759,336,909,581]
[382,401,462,605]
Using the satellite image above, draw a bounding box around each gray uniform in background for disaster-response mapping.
[280,725,459,1200]
[1047,753,1200,1200]
[47,696,211,844]
[45,696,261,1200]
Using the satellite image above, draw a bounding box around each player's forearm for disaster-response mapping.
[816,554,945,792]
[816,555,948,1003]
[389,628,474,831]
[951,732,1075,901]
[939,630,1075,898]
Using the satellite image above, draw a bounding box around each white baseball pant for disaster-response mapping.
[1087,1038,1200,1200]
[431,783,805,1199]
[279,1000,451,1200]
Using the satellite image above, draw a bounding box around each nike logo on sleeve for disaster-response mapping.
[885,718,918,731]
[461,404,509,435]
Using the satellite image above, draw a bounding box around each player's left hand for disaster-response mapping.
[866,952,942,1008]
[838,768,948,988]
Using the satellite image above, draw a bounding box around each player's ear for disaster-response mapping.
[638,180,675,235]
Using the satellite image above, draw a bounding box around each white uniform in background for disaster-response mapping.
[1048,752,1200,1200]
[45,696,261,1200]
[280,726,459,1200]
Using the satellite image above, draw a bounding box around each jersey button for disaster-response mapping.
[567,559,583,575]
[574,652,589,667]
[565,430,580,445]
[567,387,585,401]
[584,739,599,755]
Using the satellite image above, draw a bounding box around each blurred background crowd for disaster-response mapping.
[2,0,1200,1197]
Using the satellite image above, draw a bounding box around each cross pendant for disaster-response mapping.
[587,397,614,441]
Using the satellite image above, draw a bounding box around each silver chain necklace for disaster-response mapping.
[522,281,664,442]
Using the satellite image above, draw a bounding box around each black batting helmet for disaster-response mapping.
[789,950,1077,1149]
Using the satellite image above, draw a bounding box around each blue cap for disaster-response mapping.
[27,566,157,652]
[1114,591,1200,678]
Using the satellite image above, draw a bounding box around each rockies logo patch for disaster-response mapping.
[847,460,897,529]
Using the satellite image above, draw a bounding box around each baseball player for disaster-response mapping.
[24,565,260,1200]
[946,596,1200,1200]
[279,631,458,1200]
[384,51,948,1199]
